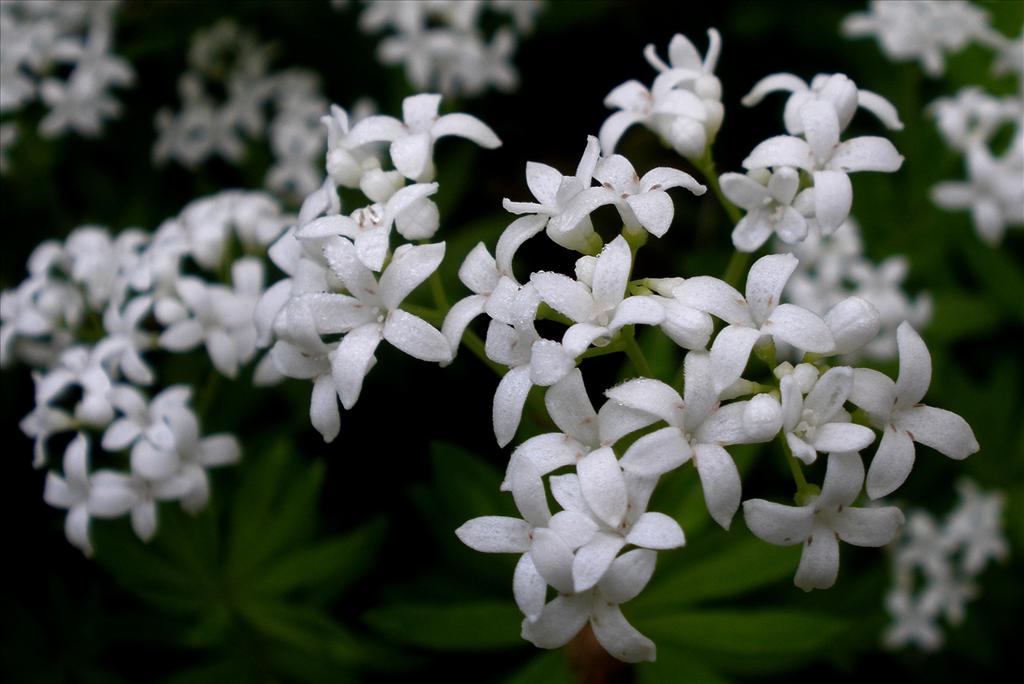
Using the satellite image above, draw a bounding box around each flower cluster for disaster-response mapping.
[453,30,978,663]
[724,72,904,251]
[350,0,543,97]
[153,20,329,198]
[599,29,724,161]
[845,1,1024,245]
[4,190,293,555]
[0,0,134,172]
[884,480,1008,651]
[254,93,501,442]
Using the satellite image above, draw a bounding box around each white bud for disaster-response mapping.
[825,296,880,355]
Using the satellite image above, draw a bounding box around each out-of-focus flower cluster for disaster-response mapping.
[348,0,543,97]
[4,191,293,555]
[844,0,1024,245]
[884,480,1008,651]
[0,0,134,173]
[452,30,978,663]
[153,20,329,198]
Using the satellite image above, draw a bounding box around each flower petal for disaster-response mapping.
[590,602,656,663]
[829,136,904,173]
[626,511,686,550]
[674,277,752,327]
[578,447,628,528]
[455,516,532,553]
[709,324,760,394]
[743,499,812,546]
[693,443,741,529]
[812,170,853,234]
[763,304,834,353]
[894,322,931,409]
[530,529,576,594]
[794,522,840,591]
[598,548,656,604]
[626,191,675,237]
[834,506,904,547]
[432,113,501,148]
[573,531,626,592]
[379,242,446,310]
[530,271,594,323]
[493,365,533,447]
[605,378,683,428]
[330,323,382,410]
[383,309,451,362]
[742,135,815,172]
[898,405,979,460]
[866,426,915,499]
[514,553,548,620]
[545,369,598,446]
[522,595,589,649]
[310,374,341,442]
[621,426,691,477]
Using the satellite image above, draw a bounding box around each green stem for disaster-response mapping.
[428,270,449,310]
[722,250,751,289]
[196,370,222,422]
[779,434,811,499]
[694,151,742,226]
[621,326,652,377]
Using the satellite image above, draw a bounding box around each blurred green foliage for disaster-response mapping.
[2,1,1022,683]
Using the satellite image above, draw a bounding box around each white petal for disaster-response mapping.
[548,187,617,237]
[159,320,203,352]
[829,136,904,173]
[811,423,876,454]
[732,212,775,252]
[455,516,532,553]
[597,401,659,447]
[673,277,752,327]
[599,110,644,155]
[834,506,904,547]
[573,531,626,592]
[598,548,657,604]
[850,368,896,422]
[592,236,631,310]
[529,340,575,387]
[719,172,768,210]
[310,374,341,442]
[866,426,916,499]
[660,299,712,350]
[493,365,533,447]
[620,427,691,477]
[812,170,853,234]
[130,440,179,480]
[626,191,675,237]
[626,512,685,549]
[590,603,656,663]
[804,366,853,420]
[795,522,840,590]
[578,447,628,528]
[496,215,547,277]
[604,378,683,428]
[379,242,446,310]
[899,406,979,460]
[799,100,840,164]
[562,322,610,357]
[347,115,405,146]
[383,309,452,362]
[693,443,741,530]
[65,506,93,556]
[741,394,783,442]
[509,451,553,527]
[390,131,433,181]
[709,324,760,394]
[857,89,903,130]
[894,322,931,409]
[102,419,141,452]
[774,206,808,244]
[545,369,598,446]
[763,304,834,354]
[825,297,880,355]
[131,501,157,542]
[514,553,548,620]
[819,451,866,507]
[529,528,576,594]
[458,243,499,294]
[741,73,807,107]
[548,510,600,549]
[746,253,797,323]
[441,294,487,354]
[608,296,665,330]
[530,272,594,323]
[742,136,815,172]
[330,323,382,410]
[87,473,136,518]
[521,595,589,649]
[432,113,501,148]
[508,433,579,485]
[743,499,812,545]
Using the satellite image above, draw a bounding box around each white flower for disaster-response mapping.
[531,236,665,358]
[883,587,944,651]
[742,102,904,233]
[605,351,758,529]
[555,154,705,239]
[849,322,979,498]
[321,239,452,408]
[720,167,812,251]
[842,0,990,77]
[101,385,190,456]
[742,72,903,135]
[931,142,1024,246]
[43,433,98,555]
[675,253,835,392]
[600,30,723,160]
[521,547,658,663]
[297,182,439,271]
[347,93,501,182]
[945,479,1008,575]
[780,365,876,465]
[321,102,381,187]
[503,136,604,254]
[744,452,904,590]
[34,345,114,427]
[94,295,156,386]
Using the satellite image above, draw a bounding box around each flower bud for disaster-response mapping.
[825,296,880,355]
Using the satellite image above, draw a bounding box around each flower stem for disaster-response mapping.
[722,250,751,289]
[694,151,742,226]
[779,434,811,499]
[621,326,652,377]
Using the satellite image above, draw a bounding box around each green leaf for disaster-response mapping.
[929,292,1002,341]
[962,239,1024,322]
[363,600,524,651]
[501,651,575,684]
[245,516,387,599]
[431,441,512,520]
[632,536,800,614]
[636,609,851,674]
